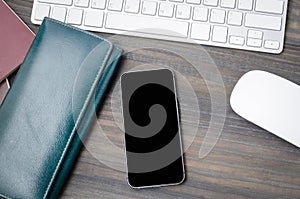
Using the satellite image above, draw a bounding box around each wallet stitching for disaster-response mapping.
[0,193,12,199]
[41,19,113,199]
[43,45,112,198]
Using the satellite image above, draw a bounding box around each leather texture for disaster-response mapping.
[0,18,122,199]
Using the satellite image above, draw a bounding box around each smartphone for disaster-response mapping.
[121,69,185,188]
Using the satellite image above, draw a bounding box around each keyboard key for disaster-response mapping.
[229,35,244,45]
[159,2,174,17]
[247,38,262,47]
[220,0,235,8]
[255,0,284,14]
[264,40,280,50]
[74,0,90,7]
[142,1,157,15]
[227,11,242,26]
[193,7,208,21]
[38,0,73,6]
[85,10,104,27]
[237,0,253,10]
[212,25,228,43]
[91,0,106,9]
[210,9,225,24]
[176,5,191,19]
[245,13,282,31]
[51,7,67,22]
[186,0,201,4]
[203,0,218,6]
[108,0,123,11]
[125,0,140,13]
[248,30,263,39]
[190,23,210,40]
[106,13,189,37]
[170,0,184,2]
[35,4,50,21]
[67,9,83,24]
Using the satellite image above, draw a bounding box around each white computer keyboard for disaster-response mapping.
[31,0,288,54]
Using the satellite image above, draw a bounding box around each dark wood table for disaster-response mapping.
[5,0,300,198]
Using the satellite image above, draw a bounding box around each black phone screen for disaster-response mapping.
[121,69,185,188]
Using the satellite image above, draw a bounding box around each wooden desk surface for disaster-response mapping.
[5,0,300,198]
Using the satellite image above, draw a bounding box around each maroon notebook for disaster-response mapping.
[0,1,35,82]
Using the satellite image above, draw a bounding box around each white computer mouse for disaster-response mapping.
[230,70,300,148]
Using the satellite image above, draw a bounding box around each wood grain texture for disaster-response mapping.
[4,0,300,198]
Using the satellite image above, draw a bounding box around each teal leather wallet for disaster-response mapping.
[0,18,122,199]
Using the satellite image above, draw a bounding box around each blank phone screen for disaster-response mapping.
[121,69,185,188]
